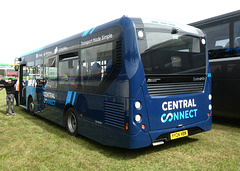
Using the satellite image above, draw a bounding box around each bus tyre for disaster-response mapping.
[28,98,35,115]
[66,108,78,136]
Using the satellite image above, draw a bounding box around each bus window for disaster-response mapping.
[234,20,240,50]
[81,42,113,87]
[141,32,205,75]
[28,66,39,87]
[59,52,79,91]
[204,24,230,59]
[45,56,57,89]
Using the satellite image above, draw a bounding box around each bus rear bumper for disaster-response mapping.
[149,117,212,145]
[102,117,211,149]
[86,116,211,149]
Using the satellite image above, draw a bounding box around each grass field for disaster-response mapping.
[0,90,240,170]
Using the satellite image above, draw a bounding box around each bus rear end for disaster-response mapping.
[129,18,212,147]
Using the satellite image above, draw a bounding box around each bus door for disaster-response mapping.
[19,64,27,106]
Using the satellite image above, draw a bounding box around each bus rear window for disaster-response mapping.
[141,31,206,75]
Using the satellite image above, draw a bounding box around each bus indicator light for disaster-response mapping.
[125,123,128,131]
[141,124,145,129]
[207,113,210,117]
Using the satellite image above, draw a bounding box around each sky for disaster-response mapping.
[0,0,239,64]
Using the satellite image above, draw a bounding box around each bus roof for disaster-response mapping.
[140,18,203,36]
[190,10,240,27]
[20,16,204,59]
[19,17,125,58]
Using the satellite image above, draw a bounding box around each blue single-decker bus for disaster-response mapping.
[17,16,212,149]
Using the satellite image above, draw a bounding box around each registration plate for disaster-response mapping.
[170,130,188,140]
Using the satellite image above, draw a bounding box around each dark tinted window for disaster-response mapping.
[203,24,232,59]
[27,65,42,87]
[81,43,113,86]
[59,52,80,91]
[204,24,230,50]
[141,30,206,75]
[234,20,240,47]
[44,56,57,89]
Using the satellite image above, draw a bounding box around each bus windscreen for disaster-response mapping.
[140,29,206,75]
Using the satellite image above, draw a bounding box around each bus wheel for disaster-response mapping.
[66,108,78,136]
[28,97,35,115]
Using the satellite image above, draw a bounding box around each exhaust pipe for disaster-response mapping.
[152,141,164,146]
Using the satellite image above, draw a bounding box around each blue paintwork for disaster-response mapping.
[72,92,76,105]
[65,91,73,105]
[20,16,212,149]
[89,27,96,34]
[81,29,91,37]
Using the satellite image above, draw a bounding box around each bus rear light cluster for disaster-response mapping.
[209,104,212,110]
[208,94,212,111]
[135,114,142,122]
[134,101,145,130]
[134,101,142,109]
[208,94,212,100]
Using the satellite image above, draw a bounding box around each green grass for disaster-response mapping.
[0,89,240,170]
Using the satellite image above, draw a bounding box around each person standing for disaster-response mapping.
[0,78,16,116]
[14,76,19,106]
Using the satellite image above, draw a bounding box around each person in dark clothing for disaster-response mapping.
[0,78,16,116]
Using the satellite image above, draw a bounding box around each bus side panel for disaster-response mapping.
[74,93,150,149]
[101,96,129,147]
[102,95,151,149]
[210,60,240,119]
[76,93,105,143]
[35,89,65,126]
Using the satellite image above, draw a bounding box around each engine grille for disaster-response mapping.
[104,101,125,129]
[147,81,205,96]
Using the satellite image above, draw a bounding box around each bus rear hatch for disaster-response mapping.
[144,77,207,131]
